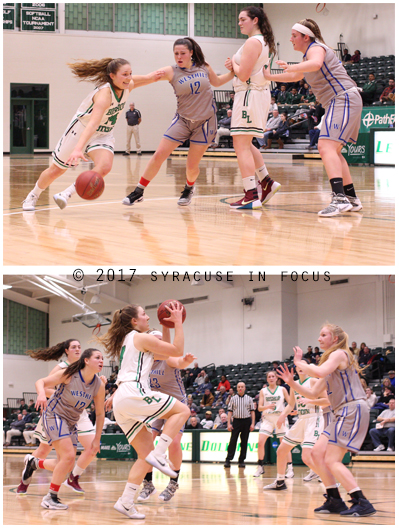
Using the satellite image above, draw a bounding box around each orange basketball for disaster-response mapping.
[157,299,186,328]
[75,171,104,200]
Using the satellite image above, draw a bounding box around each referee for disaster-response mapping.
[224,382,255,468]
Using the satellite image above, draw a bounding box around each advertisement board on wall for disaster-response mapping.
[199,431,259,462]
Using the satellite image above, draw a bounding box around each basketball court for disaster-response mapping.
[3,455,395,525]
[3,153,394,266]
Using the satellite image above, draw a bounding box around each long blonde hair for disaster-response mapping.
[96,304,140,361]
[318,322,365,373]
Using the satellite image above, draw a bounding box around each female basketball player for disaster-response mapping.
[263,367,327,492]
[263,19,363,217]
[22,58,164,211]
[254,371,294,478]
[17,339,105,495]
[276,323,376,517]
[24,348,105,510]
[122,37,235,207]
[226,6,281,210]
[97,302,190,519]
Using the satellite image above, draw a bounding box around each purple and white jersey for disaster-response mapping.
[150,359,187,404]
[325,352,366,411]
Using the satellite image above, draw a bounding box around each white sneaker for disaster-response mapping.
[303,469,319,482]
[373,444,385,452]
[346,195,363,211]
[253,465,265,478]
[285,467,295,479]
[137,480,156,502]
[387,447,394,452]
[145,451,177,478]
[318,193,353,217]
[41,493,68,510]
[113,497,145,519]
[53,192,71,210]
[22,192,38,211]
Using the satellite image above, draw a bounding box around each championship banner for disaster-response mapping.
[3,5,15,30]
[21,6,56,32]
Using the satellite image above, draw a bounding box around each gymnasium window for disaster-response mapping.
[3,299,48,355]
[194,3,263,39]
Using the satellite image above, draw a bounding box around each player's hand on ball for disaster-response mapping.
[163,301,184,325]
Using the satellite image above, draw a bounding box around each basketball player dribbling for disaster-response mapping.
[122,37,235,207]
[277,323,376,517]
[264,19,363,217]
[22,58,164,212]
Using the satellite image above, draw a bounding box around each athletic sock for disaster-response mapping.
[33,183,45,197]
[287,463,293,470]
[72,465,85,477]
[38,459,45,470]
[243,175,257,192]
[171,469,180,484]
[144,471,153,482]
[349,488,366,500]
[326,485,341,499]
[330,177,345,195]
[153,433,173,456]
[63,182,76,196]
[49,483,60,494]
[186,180,195,187]
[257,459,264,466]
[344,183,357,198]
[277,474,285,482]
[122,483,139,506]
[138,177,150,188]
[255,165,270,183]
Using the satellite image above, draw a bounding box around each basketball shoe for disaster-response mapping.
[145,451,177,478]
[137,480,157,502]
[114,498,145,519]
[122,188,144,206]
[16,482,29,495]
[159,481,179,502]
[253,465,265,478]
[22,454,38,484]
[346,195,363,211]
[340,497,376,517]
[263,480,287,491]
[53,191,72,210]
[314,494,347,514]
[259,179,281,205]
[230,189,262,210]
[22,192,38,211]
[178,185,195,206]
[41,493,68,510]
[285,466,295,479]
[303,469,319,482]
[318,193,353,217]
[63,473,85,493]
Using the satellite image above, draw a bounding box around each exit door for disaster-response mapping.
[11,99,33,154]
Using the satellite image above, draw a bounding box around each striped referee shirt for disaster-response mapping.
[228,394,254,419]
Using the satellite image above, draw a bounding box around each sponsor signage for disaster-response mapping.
[98,434,136,459]
[21,6,56,31]
[3,5,15,30]
[373,130,395,165]
[199,431,259,462]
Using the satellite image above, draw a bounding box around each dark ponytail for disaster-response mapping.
[63,348,100,379]
[240,6,276,56]
[96,304,140,361]
[173,37,207,67]
[26,339,80,361]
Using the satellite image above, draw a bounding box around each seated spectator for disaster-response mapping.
[228,92,234,108]
[299,81,310,97]
[261,112,289,150]
[304,346,313,361]
[342,48,352,63]
[216,104,228,121]
[369,398,395,451]
[272,361,280,371]
[18,399,28,413]
[360,377,368,392]
[257,109,281,148]
[213,408,226,426]
[22,423,37,447]
[350,49,361,64]
[216,412,228,430]
[301,88,316,105]
[187,394,199,413]
[381,377,395,394]
[209,369,219,386]
[387,370,395,388]
[187,408,198,426]
[89,403,96,425]
[360,73,377,105]
[290,87,302,105]
[308,114,325,150]
[225,387,235,408]
[277,84,292,105]
[213,386,228,408]
[351,341,360,357]
[307,99,324,128]
[186,416,200,430]
[359,346,372,367]
[182,369,191,389]
[27,399,36,413]
[380,77,395,103]
[3,410,32,446]
[193,369,206,388]
[365,387,378,409]
[210,109,232,148]
[269,96,278,113]
[195,376,213,396]
[314,353,321,365]
[373,387,394,410]
[217,375,231,393]
[200,388,214,408]
[200,410,214,429]
[187,362,201,388]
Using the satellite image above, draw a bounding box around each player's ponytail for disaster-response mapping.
[318,322,365,374]
[68,58,130,86]
[96,305,139,361]
[297,19,326,45]
[63,348,99,379]
[26,338,80,362]
[240,6,276,56]
[174,37,207,67]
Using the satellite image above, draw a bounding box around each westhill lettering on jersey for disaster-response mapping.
[70,390,93,400]
[178,72,208,84]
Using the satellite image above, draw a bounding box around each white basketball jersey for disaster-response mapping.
[261,385,286,415]
[295,377,322,418]
[116,330,154,393]
[233,34,270,91]
[75,83,129,134]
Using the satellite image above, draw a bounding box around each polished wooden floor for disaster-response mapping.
[3,154,395,266]
[3,454,395,525]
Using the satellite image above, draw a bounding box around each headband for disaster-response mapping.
[292,23,315,38]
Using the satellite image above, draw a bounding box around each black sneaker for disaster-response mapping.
[22,455,38,484]
[123,152,130,156]
[177,185,195,206]
[122,188,144,206]
[238,463,245,468]
[314,494,347,514]
[224,461,231,468]
[340,498,376,517]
